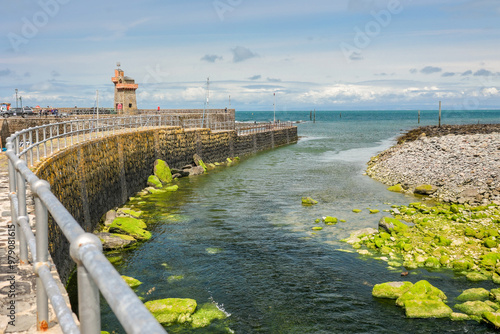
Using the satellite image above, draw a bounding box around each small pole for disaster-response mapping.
[273,92,276,124]
[418,110,420,124]
[310,111,312,121]
[438,101,441,127]
[313,109,316,123]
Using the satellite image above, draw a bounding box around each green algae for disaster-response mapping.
[456,288,490,302]
[191,303,227,329]
[144,298,197,325]
[147,175,163,189]
[387,184,404,192]
[372,281,413,299]
[121,275,142,289]
[302,197,318,205]
[109,217,151,241]
[154,159,173,184]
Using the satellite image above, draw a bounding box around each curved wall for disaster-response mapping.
[34,126,297,283]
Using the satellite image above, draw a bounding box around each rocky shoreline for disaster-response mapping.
[367,124,500,205]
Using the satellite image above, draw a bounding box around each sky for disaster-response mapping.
[1,0,499,111]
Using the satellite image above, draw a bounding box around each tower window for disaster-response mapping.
[129,103,132,108]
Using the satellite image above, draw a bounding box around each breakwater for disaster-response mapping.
[33,126,297,283]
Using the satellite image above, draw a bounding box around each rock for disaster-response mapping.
[414,184,438,195]
[456,288,490,302]
[403,299,453,319]
[154,159,173,184]
[302,197,318,205]
[191,303,227,329]
[483,312,500,328]
[164,185,179,192]
[388,184,404,192]
[372,281,413,299]
[395,280,447,307]
[121,275,142,288]
[147,175,163,189]
[466,272,488,282]
[369,209,380,214]
[450,312,471,321]
[454,301,494,317]
[95,232,137,250]
[323,216,338,225]
[312,226,323,231]
[109,217,151,241]
[144,298,197,325]
[424,257,440,268]
[379,217,408,234]
[188,166,205,176]
[117,208,143,218]
[352,209,362,213]
[193,154,208,172]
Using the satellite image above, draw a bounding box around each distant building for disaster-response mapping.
[111,67,138,114]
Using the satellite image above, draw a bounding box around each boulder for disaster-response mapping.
[144,298,197,325]
[301,197,318,205]
[454,301,494,317]
[379,217,408,234]
[154,159,173,184]
[372,281,413,299]
[396,280,447,307]
[483,312,500,328]
[456,288,490,302]
[388,184,404,192]
[403,299,453,318]
[117,208,143,218]
[121,275,142,289]
[193,154,208,172]
[188,166,205,176]
[109,217,151,241]
[96,232,137,250]
[191,303,227,329]
[147,175,163,189]
[323,216,338,225]
[164,185,179,192]
[414,184,438,195]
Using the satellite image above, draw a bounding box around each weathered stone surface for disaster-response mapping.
[188,166,205,176]
[96,232,137,250]
[414,184,438,195]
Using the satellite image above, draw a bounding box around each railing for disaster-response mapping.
[6,116,181,333]
[236,121,294,135]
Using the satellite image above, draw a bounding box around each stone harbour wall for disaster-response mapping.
[34,126,297,283]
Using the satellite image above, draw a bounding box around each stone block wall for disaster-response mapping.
[34,126,297,283]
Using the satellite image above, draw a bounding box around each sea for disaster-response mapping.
[101,110,500,333]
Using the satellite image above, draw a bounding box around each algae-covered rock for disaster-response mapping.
[452,259,473,271]
[370,209,380,214]
[414,184,438,195]
[372,281,413,299]
[302,197,318,205]
[403,299,453,318]
[454,301,494,317]
[191,303,227,329]
[147,175,163,189]
[450,312,472,321]
[466,272,489,282]
[154,159,173,184]
[388,184,404,192]
[144,298,197,325]
[193,154,208,172]
[490,288,500,302]
[164,185,179,192]
[117,208,143,218]
[396,280,447,307]
[483,311,500,328]
[456,288,490,302]
[312,226,323,231]
[121,275,142,289]
[352,209,362,213]
[379,217,408,234]
[96,232,137,250]
[424,257,441,269]
[109,217,151,241]
[324,216,338,225]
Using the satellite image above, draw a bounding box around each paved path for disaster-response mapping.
[0,153,72,333]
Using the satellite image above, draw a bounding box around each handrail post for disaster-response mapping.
[33,180,50,330]
[15,164,28,264]
[71,234,102,334]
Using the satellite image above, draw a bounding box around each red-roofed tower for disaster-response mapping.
[111,65,138,114]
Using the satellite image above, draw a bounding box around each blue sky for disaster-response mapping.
[1,0,499,111]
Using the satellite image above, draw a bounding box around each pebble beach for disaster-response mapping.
[366,124,500,205]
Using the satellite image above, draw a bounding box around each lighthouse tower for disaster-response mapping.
[111,65,138,114]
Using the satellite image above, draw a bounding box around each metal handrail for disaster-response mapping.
[6,115,178,333]
[236,121,294,135]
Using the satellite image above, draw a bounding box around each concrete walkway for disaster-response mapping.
[0,153,72,333]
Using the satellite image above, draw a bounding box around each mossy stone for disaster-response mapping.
[403,299,453,318]
[154,159,173,184]
[372,281,413,299]
[324,216,338,224]
[164,185,179,192]
[302,197,318,205]
[144,298,197,325]
[191,303,227,329]
[370,209,380,214]
[456,288,490,301]
[312,226,323,231]
[484,238,497,248]
[109,217,151,241]
[452,259,473,271]
[387,184,403,192]
[147,175,162,189]
[466,272,489,282]
[424,257,440,269]
[454,301,494,317]
[352,209,362,213]
[396,280,447,307]
[450,312,471,321]
[121,275,142,289]
[483,312,500,328]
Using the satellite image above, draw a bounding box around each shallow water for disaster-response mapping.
[101,110,500,333]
